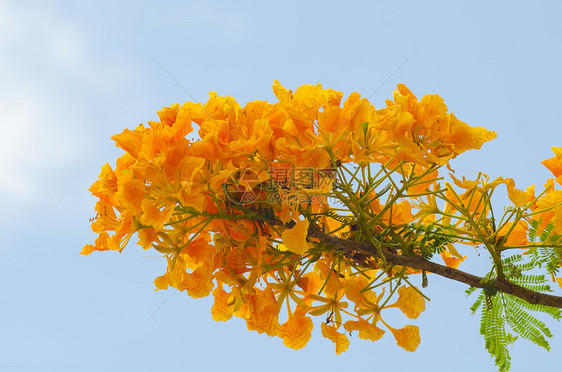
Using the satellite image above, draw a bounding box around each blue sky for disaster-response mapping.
[1,0,562,371]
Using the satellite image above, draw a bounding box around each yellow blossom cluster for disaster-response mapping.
[83,81,562,354]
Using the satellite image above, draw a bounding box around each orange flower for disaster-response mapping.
[244,288,280,337]
[542,147,562,185]
[211,284,234,322]
[381,84,496,166]
[314,258,345,295]
[344,273,381,311]
[344,318,385,342]
[384,200,413,225]
[497,220,529,248]
[84,81,503,355]
[111,124,145,159]
[81,231,110,256]
[386,286,425,319]
[281,218,310,255]
[278,307,314,350]
[139,199,175,229]
[385,324,421,352]
[440,250,466,269]
[116,171,146,216]
[321,323,350,354]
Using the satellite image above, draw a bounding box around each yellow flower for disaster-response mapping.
[497,220,529,248]
[137,227,157,250]
[111,124,145,159]
[245,288,280,337]
[281,218,310,255]
[314,258,345,295]
[386,286,425,319]
[382,84,496,165]
[384,200,413,225]
[386,324,421,352]
[440,250,466,269]
[344,318,385,342]
[278,308,314,350]
[503,178,529,208]
[116,171,146,216]
[179,266,214,298]
[139,199,175,229]
[90,163,118,197]
[153,274,169,291]
[321,323,350,354]
[542,147,562,185]
[344,274,383,316]
[81,231,110,256]
[180,234,214,269]
[211,284,234,322]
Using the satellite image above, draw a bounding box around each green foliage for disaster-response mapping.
[528,220,562,275]
[467,253,562,372]
[478,295,513,372]
[397,223,454,260]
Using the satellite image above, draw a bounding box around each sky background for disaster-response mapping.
[1,0,562,371]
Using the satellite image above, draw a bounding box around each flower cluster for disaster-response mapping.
[83,81,562,354]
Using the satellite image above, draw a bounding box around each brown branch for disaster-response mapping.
[304,225,562,309]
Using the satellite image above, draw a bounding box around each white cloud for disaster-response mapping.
[0,1,134,200]
[0,83,74,198]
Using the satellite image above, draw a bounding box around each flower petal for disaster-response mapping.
[281,218,310,255]
[321,323,350,354]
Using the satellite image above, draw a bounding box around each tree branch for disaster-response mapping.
[303,224,562,309]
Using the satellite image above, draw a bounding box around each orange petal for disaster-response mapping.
[504,178,529,208]
[279,308,314,350]
[542,147,562,179]
[321,323,350,354]
[386,286,426,319]
[211,284,234,322]
[440,250,466,269]
[344,319,385,341]
[281,218,310,255]
[388,324,421,352]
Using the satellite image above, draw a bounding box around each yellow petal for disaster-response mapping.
[446,242,464,259]
[440,250,466,269]
[386,286,426,319]
[179,266,214,298]
[281,218,310,255]
[137,227,157,250]
[211,284,234,322]
[450,174,479,189]
[272,80,292,103]
[279,308,314,350]
[542,147,562,179]
[552,205,562,235]
[154,275,169,291]
[344,319,385,341]
[111,126,144,159]
[321,323,350,354]
[139,199,175,229]
[280,203,292,224]
[245,288,280,336]
[504,178,528,208]
[388,324,421,352]
[81,231,110,255]
[497,220,529,247]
